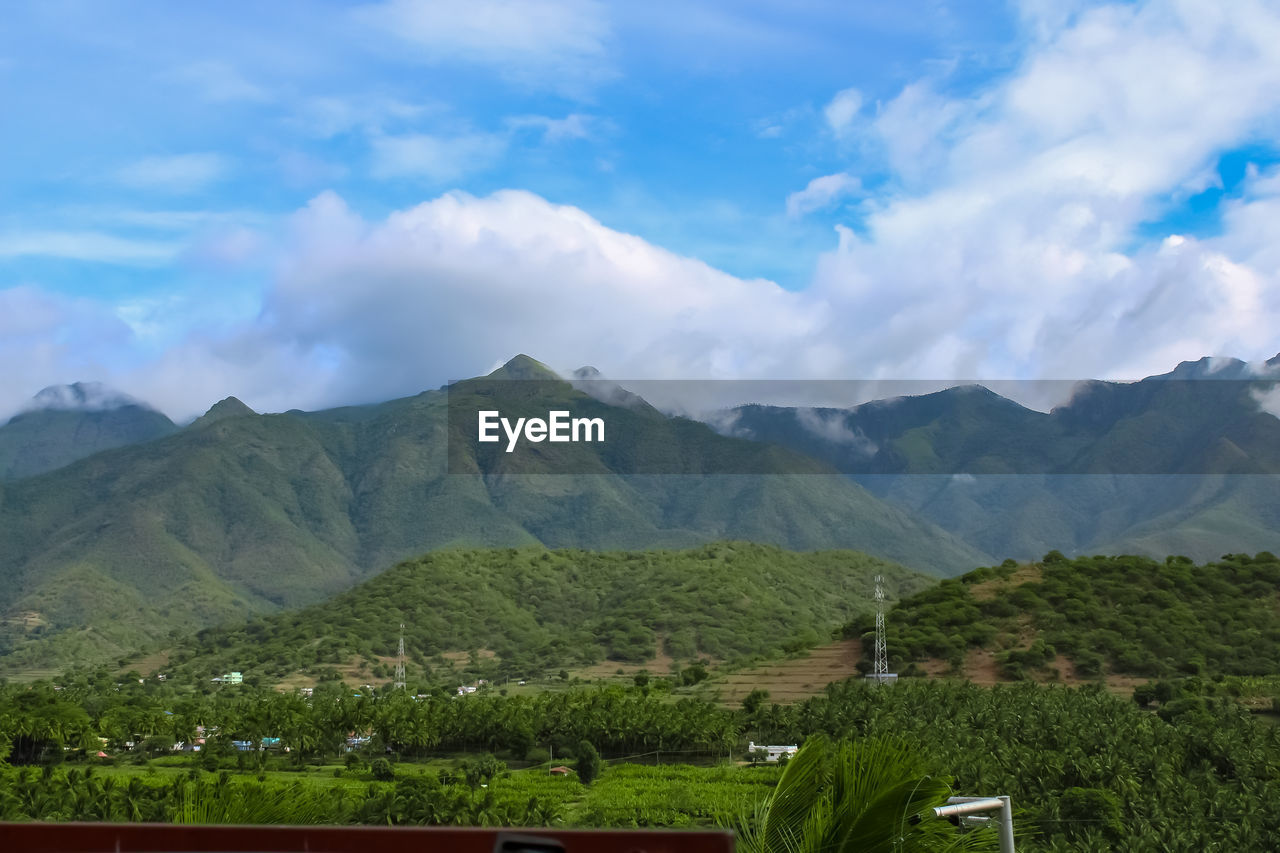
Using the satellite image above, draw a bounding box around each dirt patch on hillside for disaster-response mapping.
[909,649,1146,696]
[573,645,677,682]
[123,650,172,677]
[962,648,1003,685]
[970,564,1042,601]
[0,610,48,631]
[715,638,863,706]
[440,649,498,664]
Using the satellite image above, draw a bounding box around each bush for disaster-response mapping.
[576,741,602,785]
[371,758,395,781]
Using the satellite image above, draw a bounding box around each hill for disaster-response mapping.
[721,356,1280,561]
[0,382,177,480]
[154,543,934,686]
[855,550,1280,683]
[0,357,983,673]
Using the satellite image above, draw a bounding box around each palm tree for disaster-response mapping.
[733,735,997,853]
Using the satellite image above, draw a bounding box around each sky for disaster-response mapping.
[2,0,1280,421]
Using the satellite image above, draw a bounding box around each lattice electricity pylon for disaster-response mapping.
[872,575,889,677]
[394,622,406,690]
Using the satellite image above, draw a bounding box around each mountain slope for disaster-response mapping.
[867,550,1280,680]
[0,357,985,672]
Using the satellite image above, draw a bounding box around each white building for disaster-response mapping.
[748,741,799,762]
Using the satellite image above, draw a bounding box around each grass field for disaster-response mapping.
[79,756,771,828]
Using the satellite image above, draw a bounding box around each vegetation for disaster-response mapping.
[5,663,1280,848]
[855,551,1280,680]
[160,543,929,686]
[734,735,992,853]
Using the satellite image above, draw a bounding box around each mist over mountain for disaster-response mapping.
[0,383,176,481]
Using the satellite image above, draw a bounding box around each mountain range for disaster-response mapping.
[1,352,1277,674]
[0,356,980,672]
[720,355,1280,560]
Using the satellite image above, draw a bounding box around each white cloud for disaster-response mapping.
[0,286,137,419]
[795,408,877,455]
[114,153,229,193]
[804,0,1280,382]
[369,132,507,182]
[252,190,822,407]
[786,172,862,217]
[168,61,269,103]
[0,231,177,264]
[824,87,863,138]
[356,0,613,94]
[291,96,435,139]
[506,113,596,143]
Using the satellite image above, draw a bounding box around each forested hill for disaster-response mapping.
[862,551,1280,680]
[158,543,933,687]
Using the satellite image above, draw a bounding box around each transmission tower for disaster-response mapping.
[394,622,406,690]
[866,575,895,683]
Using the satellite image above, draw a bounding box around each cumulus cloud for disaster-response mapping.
[114,153,229,193]
[10,0,1280,422]
[0,287,137,419]
[807,0,1280,382]
[253,189,823,408]
[786,172,862,217]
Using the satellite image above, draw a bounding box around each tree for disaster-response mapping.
[576,740,601,785]
[680,664,708,686]
[741,689,770,717]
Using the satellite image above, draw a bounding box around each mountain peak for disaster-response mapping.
[27,381,148,413]
[190,396,256,429]
[486,354,562,381]
[1160,356,1248,380]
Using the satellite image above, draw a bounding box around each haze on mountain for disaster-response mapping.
[0,355,982,673]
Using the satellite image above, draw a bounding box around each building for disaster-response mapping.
[211,671,243,684]
[748,741,799,762]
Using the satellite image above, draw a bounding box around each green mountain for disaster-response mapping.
[160,542,935,685]
[723,356,1280,561]
[865,550,1280,681]
[0,356,984,673]
[0,382,177,480]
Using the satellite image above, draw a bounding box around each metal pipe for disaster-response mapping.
[933,797,1005,818]
[932,796,1015,853]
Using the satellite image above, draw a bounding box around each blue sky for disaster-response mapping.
[3,0,1280,419]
